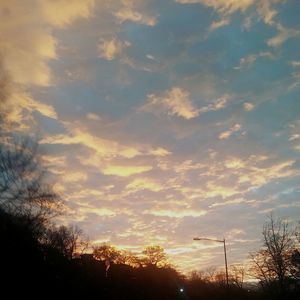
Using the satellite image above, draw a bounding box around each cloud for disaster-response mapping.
[198,95,229,113]
[98,38,130,61]
[237,159,298,187]
[41,126,142,159]
[205,181,240,198]
[289,134,300,141]
[234,52,273,69]
[256,0,280,26]
[176,0,255,15]
[291,61,300,68]
[0,0,94,127]
[219,123,242,139]
[0,0,94,87]
[144,208,207,218]
[126,177,163,192]
[62,171,88,183]
[140,89,228,121]
[140,87,199,119]
[177,0,285,31]
[86,113,101,120]
[209,198,246,208]
[101,165,153,177]
[225,158,246,169]
[149,147,172,156]
[243,102,255,111]
[113,1,157,26]
[209,18,230,31]
[2,91,57,128]
[267,24,300,47]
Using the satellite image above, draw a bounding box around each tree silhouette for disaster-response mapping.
[93,244,122,263]
[42,225,88,259]
[250,215,295,298]
[0,134,59,219]
[142,245,167,267]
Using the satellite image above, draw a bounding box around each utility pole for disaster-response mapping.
[193,237,229,288]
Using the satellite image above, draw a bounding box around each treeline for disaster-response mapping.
[0,133,299,299]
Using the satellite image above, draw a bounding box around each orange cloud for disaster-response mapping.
[140,87,199,119]
[101,165,152,177]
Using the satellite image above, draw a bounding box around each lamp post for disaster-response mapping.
[193,237,229,288]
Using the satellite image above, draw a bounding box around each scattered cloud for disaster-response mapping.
[267,23,300,47]
[209,18,230,31]
[176,0,255,15]
[149,147,172,156]
[176,0,285,32]
[291,61,300,67]
[86,113,101,120]
[0,0,94,127]
[140,90,229,121]
[6,92,58,124]
[62,171,88,183]
[219,123,242,139]
[235,52,273,69]
[289,134,300,141]
[41,126,142,159]
[126,178,163,192]
[198,95,229,114]
[0,0,94,86]
[144,208,207,218]
[243,102,255,111]
[113,1,157,26]
[140,87,200,119]
[101,165,153,177]
[98,38,130,61]
[256,0,279,25]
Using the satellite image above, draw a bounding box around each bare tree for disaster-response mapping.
[42,225,86,260]
[250,214,295,297]
[93,244,122,263]
[290,222,300,281]
[142,245,167,267]
[0,135,59,220]
[229,264,245,288]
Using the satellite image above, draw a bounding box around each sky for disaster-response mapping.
[1,0,300,273]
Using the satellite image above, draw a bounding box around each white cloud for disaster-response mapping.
[256,0,279,25]
[146,54,156,60]
[86,113,101,120]
[140,87,200,119]
[267,24,300,48]
[0,0,94,87]
[101,165,153,177]
[219,123,242,139]
[144,208,207,218]
[235,52,273,69]
[126,178,163,192]
[291,61,300,67]
[177,0,286,31]
[209,18,230,31]
[243,102,255,111]
[198,95,229,113]
[289,134,300,141]
[0,0,94,128]
[114,1,157,26]
[41,126,142,159]
[176,0,255,15]
[98,38,130,61]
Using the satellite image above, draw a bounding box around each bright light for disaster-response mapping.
[179,288,184,293]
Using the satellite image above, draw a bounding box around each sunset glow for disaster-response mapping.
[1,0,300,274]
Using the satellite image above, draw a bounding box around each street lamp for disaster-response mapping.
[193,237,229,288]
